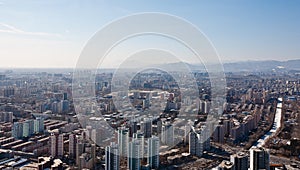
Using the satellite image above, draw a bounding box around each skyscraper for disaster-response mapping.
[133,132,144,158]
[22,121,30,138]
[189,125,210,157]
[34,117,44,134]
[250,147,270,170]
[22,120,34,138]
[117,127,129,156]
[50,133,58,157]
[57,134,64,157]
[128,140,141,170]
[184,123,192,144]
[141,118,152,138]
[12,122,23,139]
[78,143,96,170]
[147,136,160,169]
[204,101,210,114]
[61,100,70,113]
[0,112,13,123]
[213,124,225,143]
[91,128,104,145]
[199,100,205,113]
[161,123,174,146]
[230,152,248,170]
[50,133,64,157]
[223,119,233,136]
[105,142,120,170]
[156,120,162,134]
[76,138,96,170]
[200,125,211,150]
[189,130,203,157]
[52,101,58,113]
[129,121,138,137]
[69,134,77,159]
[76,140,84,166]
[86,125,93,139]
[63,92,68,100]
[91,129,97,144]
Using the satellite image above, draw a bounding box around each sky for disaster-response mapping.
[0,0,299,68]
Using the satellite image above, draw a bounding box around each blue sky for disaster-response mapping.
[0,0,299,68]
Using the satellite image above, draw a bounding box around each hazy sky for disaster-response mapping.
[0,0,299,68]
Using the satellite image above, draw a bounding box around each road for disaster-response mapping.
[251,97,283,149]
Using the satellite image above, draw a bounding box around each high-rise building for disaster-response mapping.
[86,126,93,139]
[34,117,44,134]
[90,128,96,140]
[63,92,68,100]
[142,99,150,109]
[69,134,77,159]
[213,124,225,143]
[105,142,120,170]
[184,123,192,144]
[61,100,70,113]
[156,120,162,134]
[76,136,96,170]
[52,101,58,113]
[133,132,144,158]
[0,112,13,123]
[22,121,30,138]
[223,119,233,136]
[78,143,96,170]
[250,147,270,170]
[50,133,58,157]
[76,140,84,166]
[12,122,23,139]
[92,128,105,145]
[50,133,64,157]
[118,127,129,156]
[23,120,34,138]
[204,101,210,114]
[147,136,160,169]
[129,121,138,137]
[199,125,211,150]
[230,152,248,170]
[199,100,205,113]
[57,134,64,157]
[161,123,174,146]
[141,118,152,138]
[91,129,98,144]
[189,125,210,157]
[189,130,203,157]
[58,101,63,113]
[128,140,141,170]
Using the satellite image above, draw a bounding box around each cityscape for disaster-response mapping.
[0,63,300,169]
[1,1,300,170]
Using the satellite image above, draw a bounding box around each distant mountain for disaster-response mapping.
[5,59,298,73]
[159,59,300,73]
[223,59,300,72]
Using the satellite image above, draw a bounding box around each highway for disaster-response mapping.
[251,97,283,149]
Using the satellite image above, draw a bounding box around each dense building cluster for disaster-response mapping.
[0,69,299,169]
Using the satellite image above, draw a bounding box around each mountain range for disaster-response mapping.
[222,59,300,72]
[162,59,300,73]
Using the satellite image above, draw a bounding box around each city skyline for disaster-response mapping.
[1,69,299,169]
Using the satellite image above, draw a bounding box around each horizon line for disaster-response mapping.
[0,58,299,70]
